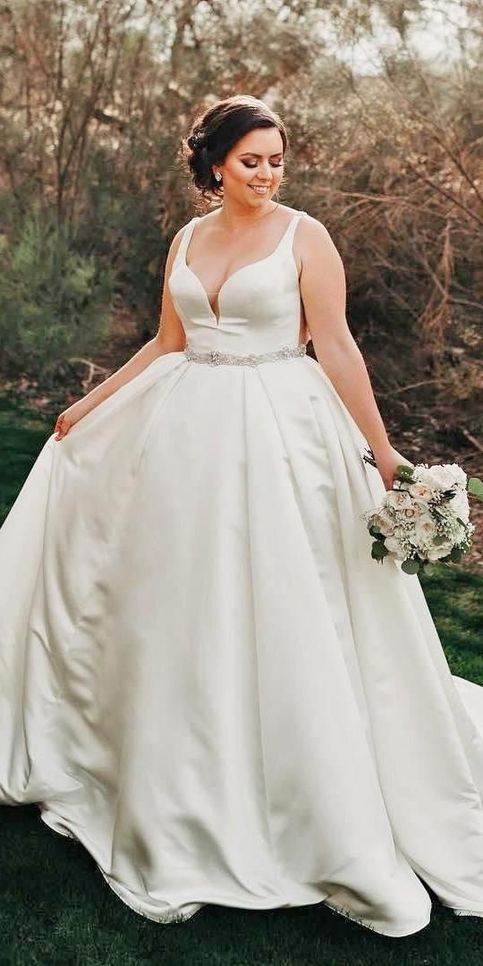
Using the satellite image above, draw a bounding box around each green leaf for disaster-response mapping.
[449,546,464,562]
[369,525,385,539]
[395,464,415,481]
[371,540,389,560]
[467,477,483,501]
[401,558,421,574]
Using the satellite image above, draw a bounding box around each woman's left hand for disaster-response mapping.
[373,444,415,491]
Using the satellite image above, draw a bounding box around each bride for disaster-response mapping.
[1,93,483,938]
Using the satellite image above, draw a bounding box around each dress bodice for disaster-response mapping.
[168,209,306,354]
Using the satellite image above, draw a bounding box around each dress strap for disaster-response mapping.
[174,209,305,267]
[278,210,306,252]
[173,217,199,267]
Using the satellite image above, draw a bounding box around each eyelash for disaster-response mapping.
[243,161,284,168]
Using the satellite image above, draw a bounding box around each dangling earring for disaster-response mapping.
[214,171,222,183]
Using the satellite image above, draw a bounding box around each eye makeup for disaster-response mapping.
[242,160,284,168]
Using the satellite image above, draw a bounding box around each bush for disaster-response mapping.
[0,210,113,380]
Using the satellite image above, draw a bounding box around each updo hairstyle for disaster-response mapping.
[181,95,289,201]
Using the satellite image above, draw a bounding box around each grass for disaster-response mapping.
[1,392,483,965]
[0,392,54,526]
[419,567,483,685]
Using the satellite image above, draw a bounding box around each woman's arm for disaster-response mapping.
[296,216,410,487]
[78,229,187,408]
[54,228,187,439]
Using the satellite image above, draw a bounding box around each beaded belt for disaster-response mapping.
[184,343,306,367]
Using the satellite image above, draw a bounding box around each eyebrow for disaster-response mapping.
[238,152,283,158]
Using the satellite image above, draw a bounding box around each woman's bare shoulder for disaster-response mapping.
[292,213,343,281]
[299,211,331,235]
[298,212,340,254]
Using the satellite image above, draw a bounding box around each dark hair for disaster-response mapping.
[180,94,289,202]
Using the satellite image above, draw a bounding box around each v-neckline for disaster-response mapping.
[184,212,301,326]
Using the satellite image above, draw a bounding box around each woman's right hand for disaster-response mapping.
[54,397,93,440]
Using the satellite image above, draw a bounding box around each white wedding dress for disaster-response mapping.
[2,208,483,938]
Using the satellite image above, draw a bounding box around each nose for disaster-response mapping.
[256,159,273,181]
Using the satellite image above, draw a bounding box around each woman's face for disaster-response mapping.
[214,126,284,207]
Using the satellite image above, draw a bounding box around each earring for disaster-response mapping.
[214,171,222,183]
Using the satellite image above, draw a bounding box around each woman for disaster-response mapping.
[1,94,483,938]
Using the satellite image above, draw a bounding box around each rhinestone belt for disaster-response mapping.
[184,343,307,366]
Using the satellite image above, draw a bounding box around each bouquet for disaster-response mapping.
[361,451,483,575]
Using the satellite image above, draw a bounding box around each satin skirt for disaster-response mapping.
[1,349,483,936]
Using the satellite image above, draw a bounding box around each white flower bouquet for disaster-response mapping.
[361,451,483,575]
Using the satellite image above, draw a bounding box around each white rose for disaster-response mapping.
[371,510,396,536]
[384,535,404,557]
[414,512,438,545]
[401,505,423,521]
[425,464,463,491]
[443,462,467,488]
[413,466,433,486]
[408,481,436,502]
[448,490,470,523]
[426,543,453,561]
[385,489,413,510]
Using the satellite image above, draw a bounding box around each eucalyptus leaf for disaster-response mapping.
[449,546,464,562]
[467,477,483,501]
[371,540,389,560]
[401,558,420,574]
[395,464,414,480]
[369,526,385,539]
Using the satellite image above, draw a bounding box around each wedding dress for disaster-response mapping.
[2,208,483,938]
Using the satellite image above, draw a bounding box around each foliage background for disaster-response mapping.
[0,0,482,561]
[1,5,483,958]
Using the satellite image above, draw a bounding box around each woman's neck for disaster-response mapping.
[215,200,279,232]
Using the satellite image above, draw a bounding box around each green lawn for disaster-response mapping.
[1,393,483,965]
[0,392,56,526]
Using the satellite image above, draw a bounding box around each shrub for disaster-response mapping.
[0,210,113,380]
